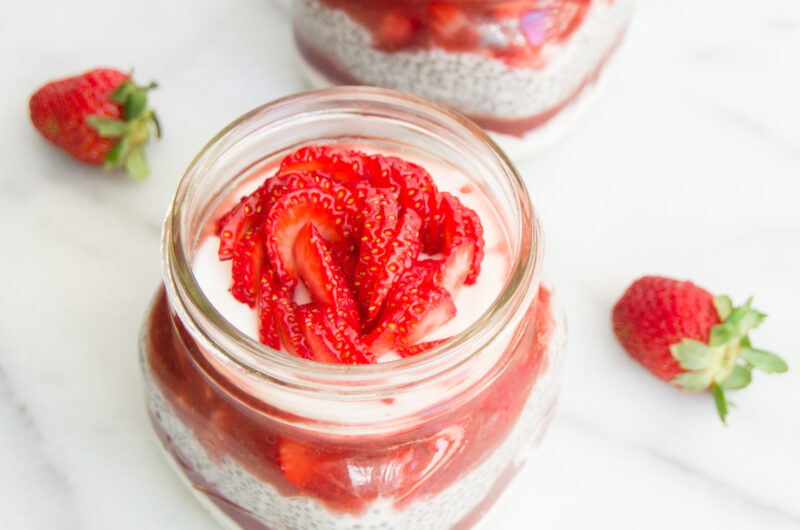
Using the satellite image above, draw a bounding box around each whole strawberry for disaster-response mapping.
[612,276,787,422]
[29,68,160,179]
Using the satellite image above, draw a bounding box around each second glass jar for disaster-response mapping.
[292,0,635,155]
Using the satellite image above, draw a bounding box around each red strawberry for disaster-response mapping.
[612,276,787,422]
[370,155,440,236]
[264,183,360,286]
[261,171,322,205]
[212,144,491,366]
[432,192,485,292]
[277,437,325,490]
[397,337,453,358]
[230,226,265,307]
[365,280,456,355]
[371,209,423,313]
[427,2,474,46]
[277,145,375,184]
[353,188,399,315]
[298,305,375,364]
[353,189,423,324]
[374,12,419,51]
[257,271,280,350]
[29,68,160,178]
[268,276,312,359]
[276,436,442,510]
[217,192,265,261]
[294,223,360,330]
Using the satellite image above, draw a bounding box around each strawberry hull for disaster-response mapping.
[141,283,563,528]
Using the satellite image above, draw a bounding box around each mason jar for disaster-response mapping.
[140,87,566,529]
[291,0,634,156]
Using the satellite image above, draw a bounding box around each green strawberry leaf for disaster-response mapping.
[105,137,132,170]
[714,295,733,321]
[104,138,124,166]
[720,364,752,390]
[741,348,788,374]
[709,323,738,347]
[726,305,766,335]
[86,116,128,138]
[111,81,135,104]
[125,149,149,179]
[711,382,728,424]
[674,370,713,392]
[671,339,714,370]
[125,89,148,121]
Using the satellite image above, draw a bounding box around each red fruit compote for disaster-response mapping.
[292,0,634,156]
[140,88,565,529]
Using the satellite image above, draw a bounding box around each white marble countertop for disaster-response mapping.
[1,1,799,528]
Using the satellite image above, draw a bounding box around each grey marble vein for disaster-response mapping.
[561,413,800,525]
[690,96,800,163]
[0,364,80,530]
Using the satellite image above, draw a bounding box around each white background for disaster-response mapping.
[1,1,798,528]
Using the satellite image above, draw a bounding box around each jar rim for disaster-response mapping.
[163,86,543,396]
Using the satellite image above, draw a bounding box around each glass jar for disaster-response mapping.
[140,87,566,529]
[291,0,634,156]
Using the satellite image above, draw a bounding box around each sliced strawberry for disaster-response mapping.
[278,437,323,489]
[433,192,485,292]
[276,438,372,511]
[490,1,533,18]
[397,337,453,358]
[364,281,456,355]
[352,188,399,317]
[264,183,360,287]
[257,272,281,349]
[393,259,440,292]
[261,171,321,206]
[370,155,439,232]
[216,192,265,261]
[461,203,484,284]
[299,305,375,364]
[434,240,474,295]
[422,191,446,254]
[427,2,474,46]
[230,225,265,308]
[543,1,590,45]
[330,240,359,282]
[374,12,419,51]
[262,269,311,359]
[294,223,360,330]
[362,209,423,324]
[277,145,375,185]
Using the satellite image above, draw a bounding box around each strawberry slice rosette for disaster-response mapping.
[214,144,485,363]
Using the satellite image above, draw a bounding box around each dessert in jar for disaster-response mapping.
[140,87,566,529]
[291,0,635,156]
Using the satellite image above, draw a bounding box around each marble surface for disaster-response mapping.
[1,0,799,528]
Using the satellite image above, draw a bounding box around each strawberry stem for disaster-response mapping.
[88,77,160,179]
[711,382,728,424]
[671,295,787,423]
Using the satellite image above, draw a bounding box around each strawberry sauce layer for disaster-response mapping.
[312,0,592,69]
[145,283,554,521]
